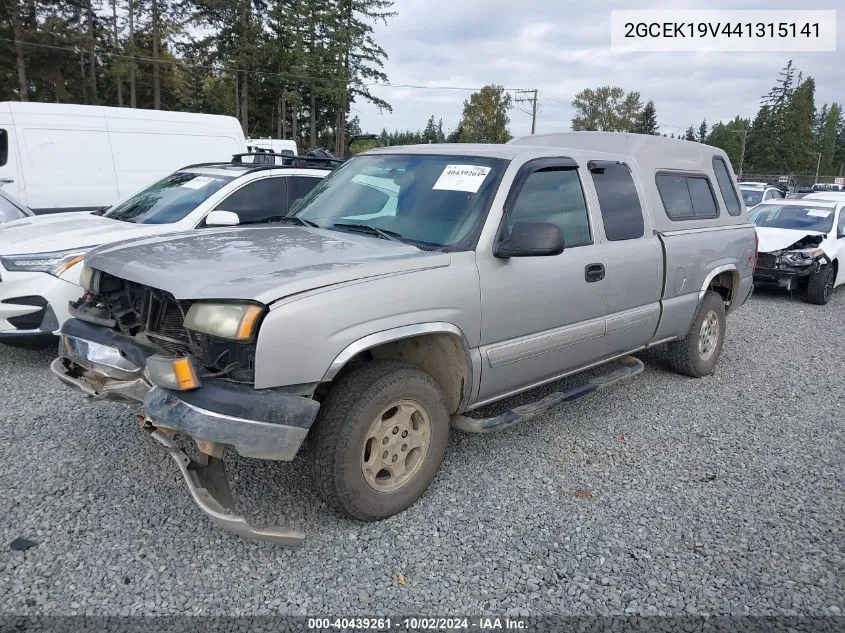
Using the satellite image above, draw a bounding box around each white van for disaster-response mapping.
[246,137,298,156]
[0,102,246,213]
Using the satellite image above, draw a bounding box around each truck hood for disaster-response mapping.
[0,212,159,256]
[86,227,452,303]
[755,227,827,253]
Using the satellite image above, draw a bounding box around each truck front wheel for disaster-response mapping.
[311,360,450,521]
[666,290,726,378]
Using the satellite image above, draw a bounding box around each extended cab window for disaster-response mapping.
[589,162,644,241]
[657,173,720,220]
[216,177,286,224]
[712,157,741,216]
[508,167,591,247]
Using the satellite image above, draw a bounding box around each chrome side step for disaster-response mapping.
[141,421,305,546]
[451,355,645,434]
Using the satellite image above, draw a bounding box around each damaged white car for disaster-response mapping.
[750,199,845,304]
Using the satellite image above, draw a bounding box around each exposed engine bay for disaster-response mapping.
[69,271,256,383]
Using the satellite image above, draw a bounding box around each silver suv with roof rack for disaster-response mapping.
[54,132,756,544]
[0,152,337,345]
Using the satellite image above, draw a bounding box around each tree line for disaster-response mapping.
[567,62,845,178]
[1,0,394,155]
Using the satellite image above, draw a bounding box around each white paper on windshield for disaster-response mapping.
[181,176,215,190]
[806,209,831,218]
[433,165,491,193]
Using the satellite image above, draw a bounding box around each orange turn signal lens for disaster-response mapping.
[172,357,199,390]
[146,355,201,391]
[55,255,86,276]
[235,305,264,341]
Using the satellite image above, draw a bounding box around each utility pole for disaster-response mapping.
[514,89,538,134]
[733,127,748,179]
[814,152,822,185]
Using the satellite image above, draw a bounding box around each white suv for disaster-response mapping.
[0,154,336,345]
[739,182,784,209]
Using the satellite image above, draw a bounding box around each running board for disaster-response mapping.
[451,355,645,434]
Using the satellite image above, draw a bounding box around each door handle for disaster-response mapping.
[585,263,605,283]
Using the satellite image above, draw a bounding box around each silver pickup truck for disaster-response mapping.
[53,132,756,544]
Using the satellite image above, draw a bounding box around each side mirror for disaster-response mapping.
[205,210,240,227]
[494,221,564,258]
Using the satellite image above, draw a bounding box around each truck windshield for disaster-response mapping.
[105,172,234,224]
[750,204,835,233]
[292,154,506,249]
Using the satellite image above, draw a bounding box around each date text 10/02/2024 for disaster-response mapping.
[307,617,528,630]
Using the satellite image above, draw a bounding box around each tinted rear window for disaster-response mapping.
[712,157,741,215]
[590,162,644,241]
[656,173,720,220]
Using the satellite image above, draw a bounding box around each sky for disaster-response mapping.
[353,0,844,138]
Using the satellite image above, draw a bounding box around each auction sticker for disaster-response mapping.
[806,209,831,218]
[181,176,215,189]
[433,165,491,193]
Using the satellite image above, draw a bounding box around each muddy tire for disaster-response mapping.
[666,290,726,378]
[311,360,450,521]
[806,265,834,305]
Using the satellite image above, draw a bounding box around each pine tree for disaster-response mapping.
[782,77,816,172]
[697,119,707,143]
[329,0,395,155]
[631,100,658,135]
[817,103,840,176]
[684,125,696,141]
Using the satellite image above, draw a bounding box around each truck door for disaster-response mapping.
[587,161,661,357]
[476,159,608,402]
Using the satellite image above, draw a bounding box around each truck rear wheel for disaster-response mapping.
[806,265,834,305]
[311,360,450,521]
[666,290,726,378]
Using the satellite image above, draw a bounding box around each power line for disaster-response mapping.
[0,36,530,93]
[514,89,538,134]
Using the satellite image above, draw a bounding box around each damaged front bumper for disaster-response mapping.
[51,318,320,544]
[753,259,821,290]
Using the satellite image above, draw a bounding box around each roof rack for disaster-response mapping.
[180,150,345,173]
[231,151,345,168]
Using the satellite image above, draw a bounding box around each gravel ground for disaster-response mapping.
[1,290,843,617]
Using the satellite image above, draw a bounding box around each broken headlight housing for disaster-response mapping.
[777,248,824,267]
[183,302,264,341]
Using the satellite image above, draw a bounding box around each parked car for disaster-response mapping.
[750,198,844,304]
[53,133,755,543]
[0,154,337,344]
[804,192,845,202]
[739,182,784,209]
[0,185,33,223]
[811,182,845,193]
[0,102,246,214]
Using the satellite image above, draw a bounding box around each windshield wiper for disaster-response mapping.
[276,216,319,228]
[331,222,405,243]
